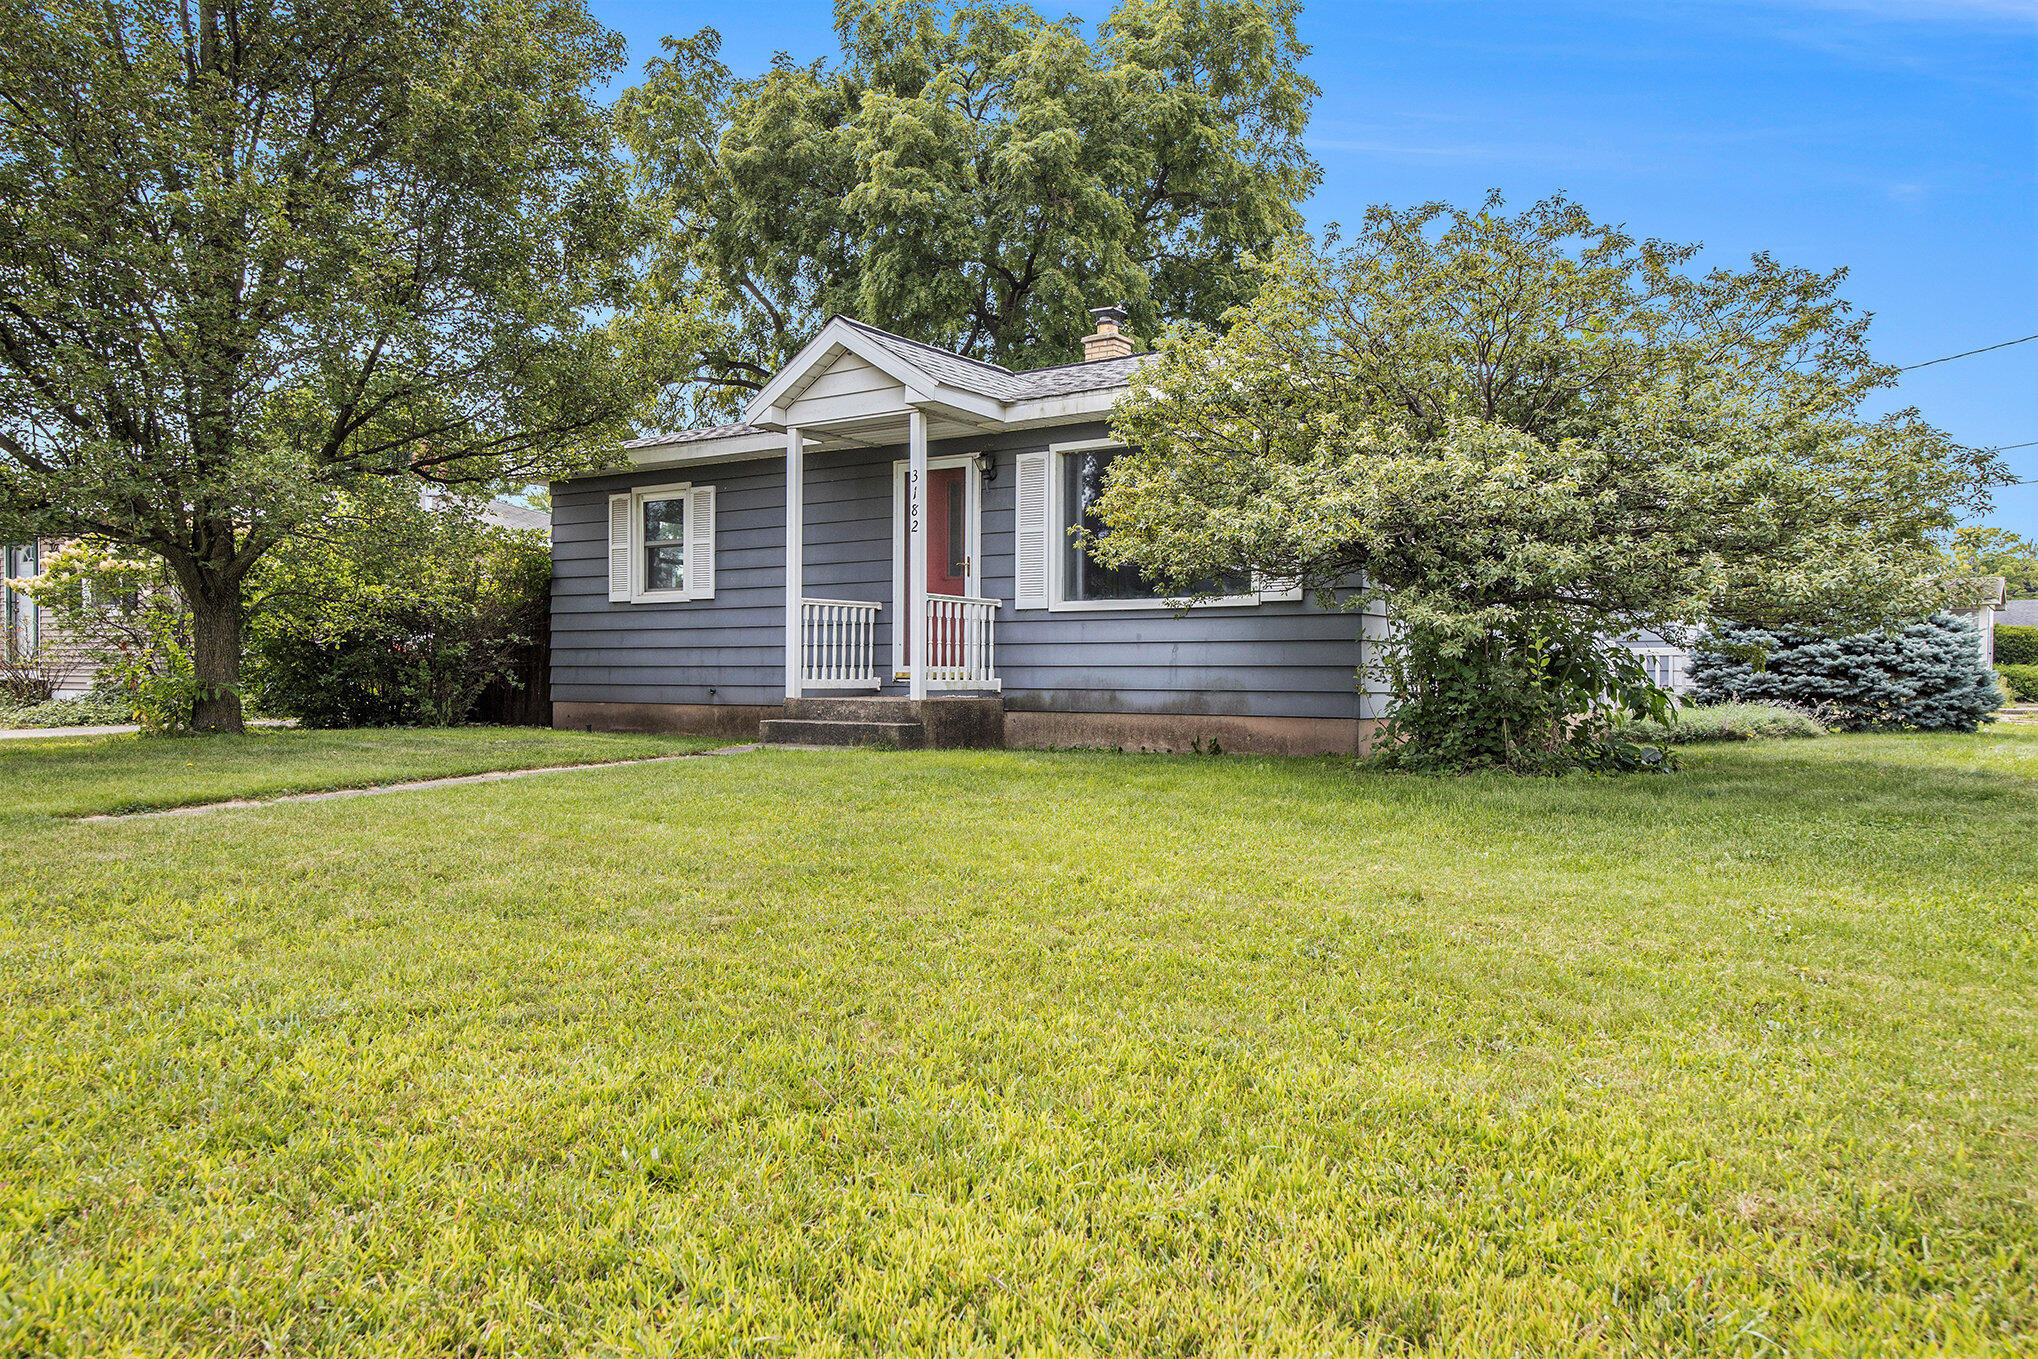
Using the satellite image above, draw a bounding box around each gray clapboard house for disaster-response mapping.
[550,307,1388,753]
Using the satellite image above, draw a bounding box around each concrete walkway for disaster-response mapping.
[77,744,761,821]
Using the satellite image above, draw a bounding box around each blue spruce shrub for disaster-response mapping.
[1690,613,2002,732]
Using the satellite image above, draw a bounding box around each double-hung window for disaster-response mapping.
[607,481,716,603]
[641,494,687,592]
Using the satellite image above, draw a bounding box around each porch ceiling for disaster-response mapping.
[789,406,994,451]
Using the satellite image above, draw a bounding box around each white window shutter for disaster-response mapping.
[685,485,715,599]
[607,494,632,602]
[1014,451,1051,610]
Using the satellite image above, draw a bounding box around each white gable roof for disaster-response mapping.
[610,315,1157,471]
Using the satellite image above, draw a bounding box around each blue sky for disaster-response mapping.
[591,0,2037,532]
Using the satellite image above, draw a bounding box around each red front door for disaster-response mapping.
[927,466,968,597]
[907,466,969,666]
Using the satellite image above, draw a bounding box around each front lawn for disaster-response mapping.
[1,731,2032,1353]
[0,725,722,818]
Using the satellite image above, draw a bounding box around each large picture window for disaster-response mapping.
[1059,448,1249,605]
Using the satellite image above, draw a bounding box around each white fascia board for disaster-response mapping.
[565,378,1131,483]
[999,387,1126,432]
[558,431,787,481]
[1046,434,1125,454]
[907,386,1006,426]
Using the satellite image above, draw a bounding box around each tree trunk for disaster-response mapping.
[188,587,245,734]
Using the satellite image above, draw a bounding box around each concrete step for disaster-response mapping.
[782,696,918,722]
[782,694,1005,748]
[759,717,926,750]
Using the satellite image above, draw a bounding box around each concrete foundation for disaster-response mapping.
[552,701,776,739]
[557,699,1375,757]
[1003,710,1378,756]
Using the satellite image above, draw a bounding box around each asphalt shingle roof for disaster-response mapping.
[623,423,767,451]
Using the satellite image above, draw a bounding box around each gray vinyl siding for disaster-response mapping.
[551,420,1371,719]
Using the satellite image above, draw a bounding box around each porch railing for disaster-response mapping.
[801,597,881,691]
[924,595,1001,691]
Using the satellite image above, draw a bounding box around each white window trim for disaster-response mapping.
[891,453,983,679]
[630,480,694,603]
[4,542,40,651]
[1044,439,1268,613]
[1631,646,1690,693]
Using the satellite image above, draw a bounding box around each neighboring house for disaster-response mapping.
[1622,630,1698,696]
[2,539,97,699]
[2002,598,2038,628]
[422,494,554,539]
[1957,576,2008,664]
[479,499,552,537]
[549,307,1389,754]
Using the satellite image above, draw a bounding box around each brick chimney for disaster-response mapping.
[1082,303,1133,362]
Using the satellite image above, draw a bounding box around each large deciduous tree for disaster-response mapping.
[0,0,669,732]
[619,0,1320,422]
[1945,525,2038,597]
[1095,196,2007,771]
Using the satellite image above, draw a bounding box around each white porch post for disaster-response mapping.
[908,408,929,700]
[784,426,804,699]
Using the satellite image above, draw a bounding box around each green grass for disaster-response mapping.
[1624,700,1827,744]
[0,725,722,817]
[0,730,2032,1354]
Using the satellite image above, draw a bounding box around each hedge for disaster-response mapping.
[1995,625,2038,666]
[1999,664,2038,704]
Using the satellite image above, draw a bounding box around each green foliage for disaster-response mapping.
[1947,525,2038,596]
[1691,614,2003,732]
[1997,664,2038,703]
[17,541,199,730]
[618,0,1320,420]
[0,0,669,732]
[0,691,130,729]
[102,609,201,734]
[1,733,2034,1349]
[1995,624,2038,666]
[1097,194,2008,772]
[1369,613,1674,774]
[248,495,551,728]
[0,634,58,705]
[1621,700,1827,745]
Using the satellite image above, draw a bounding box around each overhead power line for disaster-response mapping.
[1899,332,2038,371]
[1996,439,2038,452]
